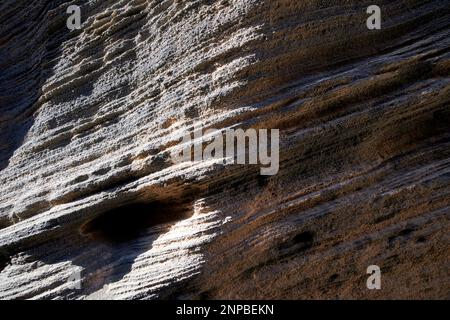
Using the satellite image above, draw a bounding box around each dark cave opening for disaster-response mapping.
[80,201,194,244]
[278,230,315,254]
[293,231,314,246]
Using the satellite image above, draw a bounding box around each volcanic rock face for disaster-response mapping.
[0,0,449,299]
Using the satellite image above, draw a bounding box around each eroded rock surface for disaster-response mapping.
[0,0,449,299]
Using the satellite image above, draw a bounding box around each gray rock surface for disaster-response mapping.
[0,0,449,299]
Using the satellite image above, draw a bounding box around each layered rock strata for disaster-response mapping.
[0,0,449,299]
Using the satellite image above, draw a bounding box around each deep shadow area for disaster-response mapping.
[0,248,9,273]
[0,0,90,171]
[0,0,116,171]
[278,230,314,253]
[80,201,194,244]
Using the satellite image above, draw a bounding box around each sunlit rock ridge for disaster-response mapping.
[0,0,449,299]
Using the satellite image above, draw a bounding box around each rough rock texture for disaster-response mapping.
[0,0,449,299]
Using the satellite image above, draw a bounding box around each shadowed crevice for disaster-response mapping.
[80,201,194,244]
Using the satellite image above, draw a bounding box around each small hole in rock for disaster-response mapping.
[279,231,314,252]
[416,236,427,243]
[398,227,415,237]
[293,231,314,246]
[328,274,339,283]
[80,201,194,244]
